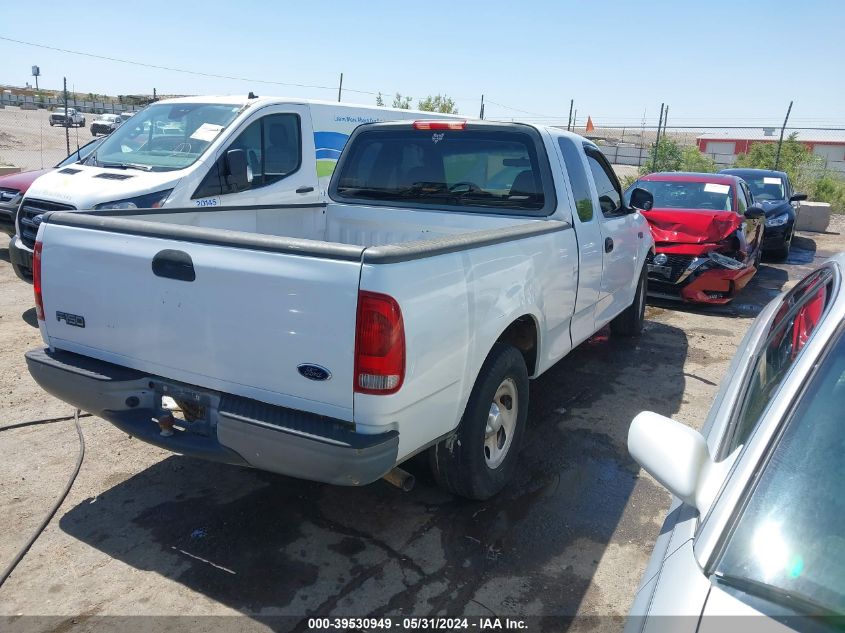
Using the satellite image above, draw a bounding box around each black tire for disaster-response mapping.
[610,264,647,337]
[429,343,529,500]
[771,232,792,262]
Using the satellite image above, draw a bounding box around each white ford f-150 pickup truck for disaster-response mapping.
[26,120,655,499]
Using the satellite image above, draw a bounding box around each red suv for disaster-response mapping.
[625,172,765,304]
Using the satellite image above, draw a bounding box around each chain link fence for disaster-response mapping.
[0,93,146,171]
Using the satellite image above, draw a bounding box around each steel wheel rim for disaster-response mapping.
[484,378,518,469]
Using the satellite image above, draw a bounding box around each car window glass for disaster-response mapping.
[714,328,845,614]
[334,129,550,215]
[737,185,747,213]
[558,138,594,222]
[585,149,622,216]
[725,270,833,454]
[226,113,301,191]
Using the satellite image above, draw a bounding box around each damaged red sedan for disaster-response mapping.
[625,172,766,304]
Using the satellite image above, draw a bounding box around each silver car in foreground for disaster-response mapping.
[627,252,844,631]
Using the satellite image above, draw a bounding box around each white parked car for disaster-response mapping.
[48,107,85,127]
[90,113,122,136]
[627,253,845,629]
[26,120,655,499]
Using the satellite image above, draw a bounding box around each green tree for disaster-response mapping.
[375,92,384,107]
[680,146,717,173]
[734,133,822,185]
[392,93,412,109]
[640,137,683,174]
[417,94,458,114]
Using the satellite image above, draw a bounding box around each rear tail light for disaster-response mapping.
[355,291,405,394]
[412,120,467,130]
[33,240,44,321]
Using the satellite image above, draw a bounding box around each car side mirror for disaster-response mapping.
[628,187,653,212]
[628,412,737,516]
[789,192,808,202]
[225,149,249,192]
[744,205,765,220]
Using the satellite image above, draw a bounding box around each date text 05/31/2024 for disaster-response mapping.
[307,618,528,631]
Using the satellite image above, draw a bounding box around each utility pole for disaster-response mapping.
[572,109,577,132]
[63,77,70,156]
[479,94,485,120]
[337,73,343,102]
[567,99,574,131]
[662,105,669,137]
[652,103,665,172]
[774,100,793,171]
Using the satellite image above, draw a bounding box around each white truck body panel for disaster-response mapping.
[28,121,654,487]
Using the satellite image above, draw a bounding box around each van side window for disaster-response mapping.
[192,113,301,199]
[584,148,622,216]
[558,138,594,222]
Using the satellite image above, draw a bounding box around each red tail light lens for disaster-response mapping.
[33,240,45,321]
[412,120,467,130]
[355,291,405,394]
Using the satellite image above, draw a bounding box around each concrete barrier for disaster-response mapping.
[796,201,832,233]
[0,166,23,176]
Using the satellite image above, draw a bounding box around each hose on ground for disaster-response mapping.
[0,409,86,588]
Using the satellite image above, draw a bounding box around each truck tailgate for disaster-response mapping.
[38,222,364,420]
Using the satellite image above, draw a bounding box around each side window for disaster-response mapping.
[584,148,622,217]
[228,113,301,191]
[724,270,833,454]
[736,185,747,213]
[558,138,594,222]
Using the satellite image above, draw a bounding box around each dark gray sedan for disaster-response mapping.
[627,252,844,629]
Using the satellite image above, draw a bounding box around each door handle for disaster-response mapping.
[152,249,195,282]
[296,186,315,194]
[604,237,614,253]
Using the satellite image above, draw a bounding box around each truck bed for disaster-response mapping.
[36,203,565,423]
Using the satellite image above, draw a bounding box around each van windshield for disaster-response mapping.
[86,102,244,172]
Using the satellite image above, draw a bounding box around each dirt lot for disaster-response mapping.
[1,219,843,631]
[0,106,95,172]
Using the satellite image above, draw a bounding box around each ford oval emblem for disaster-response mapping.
[297,364,332,381]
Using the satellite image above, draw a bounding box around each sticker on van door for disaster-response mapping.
[194,197,221,208]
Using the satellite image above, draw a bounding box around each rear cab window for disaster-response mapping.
[330,124,556,215]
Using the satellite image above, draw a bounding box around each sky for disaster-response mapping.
[1,0,843,128]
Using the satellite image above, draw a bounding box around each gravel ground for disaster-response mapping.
[0,223,843,631]
[0,106,94,172]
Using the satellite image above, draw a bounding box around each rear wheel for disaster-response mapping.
[610,264,647,337]
[429,343,529,500]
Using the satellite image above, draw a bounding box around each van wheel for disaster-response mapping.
[429,343,528,500]
[611,265,647,337]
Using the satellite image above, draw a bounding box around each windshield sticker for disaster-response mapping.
[763,177,782,184]
[432,132,445,144]
[190,123,224,143]
[704,183,730,194]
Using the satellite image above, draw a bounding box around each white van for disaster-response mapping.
[10,95,454,281]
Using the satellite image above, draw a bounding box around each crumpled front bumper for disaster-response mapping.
[647,251,756,304]
[678,265,757,304]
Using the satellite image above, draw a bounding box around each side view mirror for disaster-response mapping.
[225,149,249,192]
[628,412,737,516]
[789,192,808,202]
[629,187,654,212]
[744,205,765,220]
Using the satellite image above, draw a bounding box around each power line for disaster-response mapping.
[0,35,379,96]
